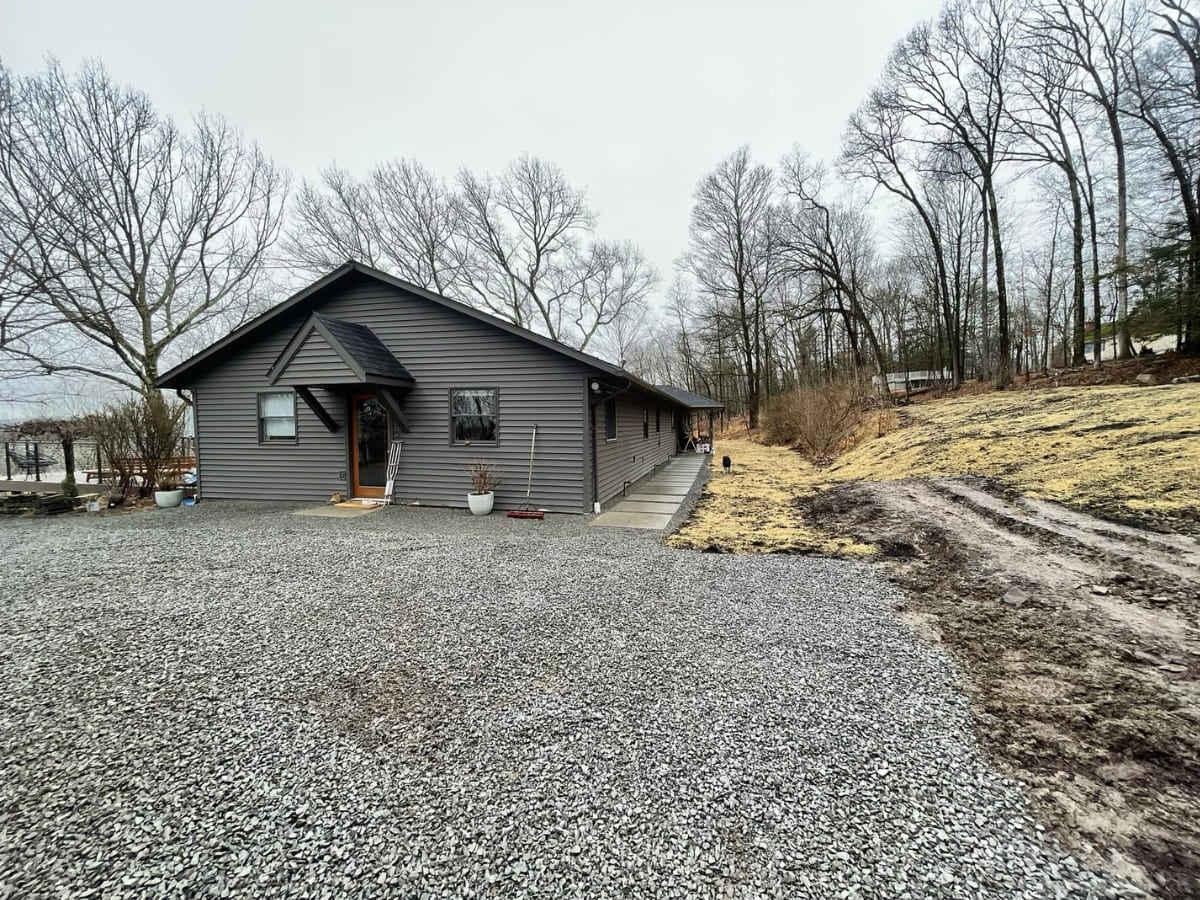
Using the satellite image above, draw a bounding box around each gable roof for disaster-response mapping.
[155,261,670,398]
[267,313,413,387]
[654,385,725,410]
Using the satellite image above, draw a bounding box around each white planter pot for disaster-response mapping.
[155,489,184,509]
[467,491,494,516]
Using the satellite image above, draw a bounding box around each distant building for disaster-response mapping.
[872,370,951,393]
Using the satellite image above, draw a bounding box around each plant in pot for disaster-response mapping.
[154,476,184,509]
[465,460,501,516]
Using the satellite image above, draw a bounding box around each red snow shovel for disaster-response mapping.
[508,424,544,519]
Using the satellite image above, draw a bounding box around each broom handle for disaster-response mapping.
[524,424,537,506]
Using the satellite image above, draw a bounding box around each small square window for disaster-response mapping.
[604,397,617,441]
[450,388,498,443]
[259,391,296,442]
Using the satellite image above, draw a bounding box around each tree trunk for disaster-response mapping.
[986,181,1011,388]
[1110,108,1133,360]
[980,191,991,382]
[1067,176,1087,366]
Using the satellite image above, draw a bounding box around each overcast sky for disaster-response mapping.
[2,0,947,420]
[4,0,943,279]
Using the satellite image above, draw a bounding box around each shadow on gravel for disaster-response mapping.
[802,478,1200,899]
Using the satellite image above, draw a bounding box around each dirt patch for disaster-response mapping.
[804,478,1200,898]
[826,384,1200,534]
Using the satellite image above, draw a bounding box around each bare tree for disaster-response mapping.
[285,159,461,293]
[1033,0,1148,359]
[888,0,1022,387]
[576,240,657,355]
[843,88,964,386]
[454,156,594,339]
[0,59,287,395]
[1009,41,1092,364]
[1122,0,1200,350]
[286,153,656,353]
[686,147,779,427]
[778,152,889,379]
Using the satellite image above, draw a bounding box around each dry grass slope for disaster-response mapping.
[666,439,874,556]
[669,383,1200,554]
[830,384,1200,531]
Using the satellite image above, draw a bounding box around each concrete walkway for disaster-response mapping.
[591,453,708,530]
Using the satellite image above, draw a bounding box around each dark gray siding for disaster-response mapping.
[192,317,348,502]
[273,330,351,386]
[593,389,677,506]
[188,277,592,512]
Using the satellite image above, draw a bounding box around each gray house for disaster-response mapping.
[155,262,722,514]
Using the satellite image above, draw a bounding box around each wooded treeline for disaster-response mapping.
[2,0,1198,420]
[653,0,1200,426]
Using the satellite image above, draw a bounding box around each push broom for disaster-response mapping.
[508,424,544,519]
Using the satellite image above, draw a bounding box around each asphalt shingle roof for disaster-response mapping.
[653,385,724,410]
[310,313,413,382]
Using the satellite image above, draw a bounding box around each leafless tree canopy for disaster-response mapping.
[0,59,287,396]
[4,0,1200,420]
[671,0,1200,423]
[286,154,656,355]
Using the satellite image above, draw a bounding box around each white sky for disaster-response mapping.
[3,0,942,275]
[1,0,944,419]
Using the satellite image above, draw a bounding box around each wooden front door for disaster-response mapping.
[350,393,390,499]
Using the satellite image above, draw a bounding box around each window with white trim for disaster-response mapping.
[258,391,297,442]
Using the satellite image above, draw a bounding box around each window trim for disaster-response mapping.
[448,386,500,446]
[604,397,617,442]
[642,406,649,439]
[257,390,298,444]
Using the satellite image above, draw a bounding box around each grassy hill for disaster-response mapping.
[670,383,1200,553]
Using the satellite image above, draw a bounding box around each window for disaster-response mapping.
[655,406,661,433]
[450,388,498,443]
[604,397,617,441]
[258,391,296,442]
[642,407,649,439]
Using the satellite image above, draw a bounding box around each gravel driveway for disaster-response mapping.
[1,504,1136,899]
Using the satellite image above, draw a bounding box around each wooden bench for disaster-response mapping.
[86,456,195,483]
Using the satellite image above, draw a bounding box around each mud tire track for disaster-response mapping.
[805,478,1200,899]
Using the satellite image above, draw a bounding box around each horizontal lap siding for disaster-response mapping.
[593,390,676,506]
[188,277,590,513]
[193,312,348,502]
[274,331,351,385]
[320,285,588,513]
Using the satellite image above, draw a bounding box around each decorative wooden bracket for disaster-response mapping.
[378,387,411,432]
[295,386,339,433]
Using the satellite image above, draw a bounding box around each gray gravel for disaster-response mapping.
[1,503,1139,899]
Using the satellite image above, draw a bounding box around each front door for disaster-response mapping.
[351,394,390,499]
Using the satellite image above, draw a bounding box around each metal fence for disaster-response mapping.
[2,441,96,482]
[3,437,196,484]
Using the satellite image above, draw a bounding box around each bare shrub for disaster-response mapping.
[465,460,501,494]
[86,395,187,497]
[763,376,881,463]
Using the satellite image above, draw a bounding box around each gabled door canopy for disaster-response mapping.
[267,313,414,434]
[268,313,413,389]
